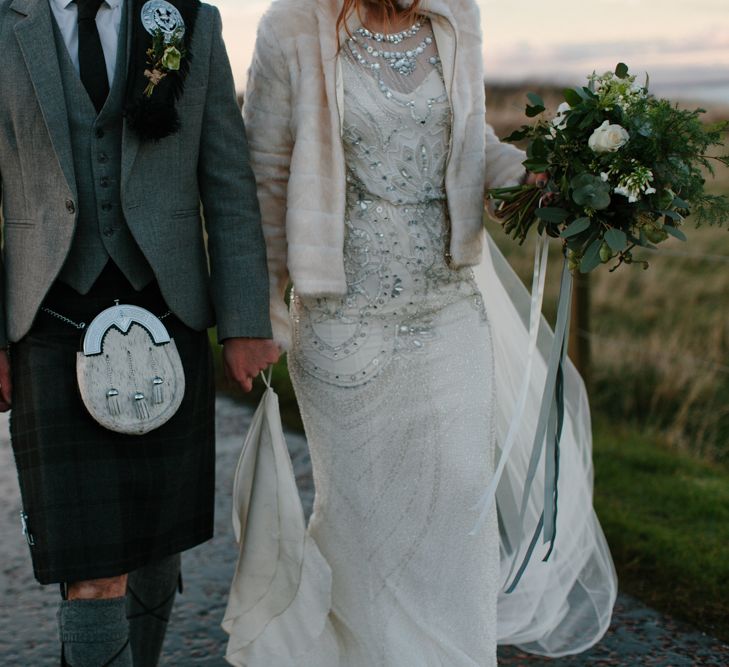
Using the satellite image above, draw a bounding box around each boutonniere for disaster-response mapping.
[125,0,200,142]
[143,29,186,97]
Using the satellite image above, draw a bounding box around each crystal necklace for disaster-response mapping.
[351,21,434,77]
[346,39,446,125]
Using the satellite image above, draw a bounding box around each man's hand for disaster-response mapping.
[0,350,11,412]
[222,338,280,393]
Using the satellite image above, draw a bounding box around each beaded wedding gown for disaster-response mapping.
[224,19,616,667]
[286,26,500,667]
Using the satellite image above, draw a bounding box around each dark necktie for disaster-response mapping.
[76,0,110,114]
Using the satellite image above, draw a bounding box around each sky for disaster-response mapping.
[215,0,729,103]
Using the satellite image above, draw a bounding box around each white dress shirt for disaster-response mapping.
[49,0,124,87]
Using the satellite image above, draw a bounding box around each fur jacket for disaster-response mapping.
[244,0,526,347]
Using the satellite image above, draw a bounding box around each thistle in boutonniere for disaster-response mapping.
[143,29,186,97]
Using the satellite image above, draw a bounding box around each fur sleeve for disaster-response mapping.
[484,119,526,190]
[243,16,294,350]
[483,118,527,218]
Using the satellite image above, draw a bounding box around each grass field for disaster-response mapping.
[593,418,729,639]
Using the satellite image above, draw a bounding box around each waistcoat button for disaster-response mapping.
[65,200,76,214]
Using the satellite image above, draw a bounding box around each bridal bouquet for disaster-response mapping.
[477,65,728,589]
[489,63,729,273]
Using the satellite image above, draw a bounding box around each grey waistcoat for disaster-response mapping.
[1,0,272,345]
[53,5,153,293]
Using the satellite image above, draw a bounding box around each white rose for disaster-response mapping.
[589,120,630,153]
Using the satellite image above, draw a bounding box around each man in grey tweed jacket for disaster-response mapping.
[0,0,278,663]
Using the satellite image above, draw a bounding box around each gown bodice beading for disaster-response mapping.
[292,47,485,387]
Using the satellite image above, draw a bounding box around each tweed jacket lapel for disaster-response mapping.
[11,0,77,198]
[120,0,140,196]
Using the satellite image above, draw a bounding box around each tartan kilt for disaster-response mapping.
[9,266,215,585]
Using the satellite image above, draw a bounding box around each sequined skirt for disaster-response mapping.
[287,297,499,666]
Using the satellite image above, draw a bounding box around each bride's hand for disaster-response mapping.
[526,171,557,204]
[526,172,548,188]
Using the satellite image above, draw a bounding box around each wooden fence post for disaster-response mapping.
[569,273,591,387]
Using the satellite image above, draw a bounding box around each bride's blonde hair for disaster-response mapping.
[336,0,423,42]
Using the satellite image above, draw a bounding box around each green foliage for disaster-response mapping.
[571,174,611,210]
[487,63,729,273]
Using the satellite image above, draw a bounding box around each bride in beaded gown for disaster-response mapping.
[286,21,501,666]
[224,0,617,664]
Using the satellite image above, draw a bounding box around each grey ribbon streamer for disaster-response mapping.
[504,258,573,594]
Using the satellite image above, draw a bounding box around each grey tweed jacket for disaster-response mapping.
[0,0,272,345]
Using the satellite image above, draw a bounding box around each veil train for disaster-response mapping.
[476,231,617,655]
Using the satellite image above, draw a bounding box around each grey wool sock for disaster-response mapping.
[58,596,132,666]
[126,553,181,667]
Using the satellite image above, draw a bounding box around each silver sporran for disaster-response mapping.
[76,303,185,435]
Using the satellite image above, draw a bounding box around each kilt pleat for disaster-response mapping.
[9,265,215,584]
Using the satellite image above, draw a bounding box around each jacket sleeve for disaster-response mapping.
[197,6,273,342]
[243,16,294,351]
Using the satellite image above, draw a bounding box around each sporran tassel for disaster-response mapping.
[152,376,164,405]
[134,391,150,420]
[106,388,121,416]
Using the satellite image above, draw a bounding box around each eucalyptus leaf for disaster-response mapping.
[561,217,591,237]
[664,224,688,241]
[633,118,653,137]
[535,207,569,223]
[580,238,603,273]
[604,227,628,252]
[662,210,684,222]
[571,174,612,210]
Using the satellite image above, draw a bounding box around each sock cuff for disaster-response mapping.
[58,597,130,643]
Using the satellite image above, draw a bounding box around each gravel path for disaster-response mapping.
[1,396,728,665]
